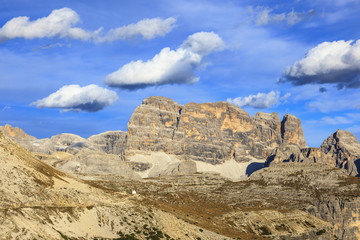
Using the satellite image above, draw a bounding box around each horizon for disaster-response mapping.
[1,0,360,147]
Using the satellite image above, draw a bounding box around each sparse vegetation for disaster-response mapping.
[316,229,326,235]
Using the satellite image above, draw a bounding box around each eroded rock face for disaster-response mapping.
[0,124,34,140]
[126,96,307,164]
[250,162,360,239]
[0,124,127,155]
[88,130,126,155]
[126,96,182,155]
[265,145,335,167]
[281,114,307,147]
[320,129,360,177]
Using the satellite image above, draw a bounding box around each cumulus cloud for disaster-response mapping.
[227,91,290,109]
[281,40,360,89]
[251,6,315,26]
[104,31,224,90]
[97,17,176,42]
[0,8,92,42]
[31,84,118,112]
[0,8,175,42]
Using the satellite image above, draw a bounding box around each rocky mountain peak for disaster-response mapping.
[321,129,360,155]
[0,124,34,140]
[252,112,281,132]
[142,96,182,112]
[281,113,307,147]
[126,97,308,167]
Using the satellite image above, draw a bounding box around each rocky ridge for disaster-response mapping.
[126,96,306,165]
[1,96,360,239]
[0,125,126,155]
[3,96,360,181]
[266,129,360,177]
[0,131,234,240]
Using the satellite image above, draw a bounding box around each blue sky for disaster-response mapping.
[1,0,360,147]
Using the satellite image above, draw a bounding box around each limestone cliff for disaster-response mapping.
[250,162,360,239]
[265,145,335,167]
[88,130,126,155]
[320,129,360,176]
[265,129,360,177]
[281,114,307,147]
[126,96,306,164]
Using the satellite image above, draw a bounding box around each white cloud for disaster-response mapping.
[251,7,314,26]
[307,90,360,113]
[282,39,360,89]
[97,17,176,42]
[322,116,352,125]
[280,92,291,100]
[32,84,118,112]
[0,8,92,42]
[0,8,175,42]
[1,106,11,111]
[227,91,290,109]
[104,31,224,89]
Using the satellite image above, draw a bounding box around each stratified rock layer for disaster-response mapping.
[281,114,307,147]
[320,129,360,176]
[126,96,306,164]
[266,129,360,177]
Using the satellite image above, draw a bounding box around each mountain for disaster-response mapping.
[265,129,360,177]
[2,96,360,180]
[124,96,307,180]
[0,131,232,239]
[1,96,360,239]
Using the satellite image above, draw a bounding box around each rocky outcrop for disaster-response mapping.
[281,114,307,147]
[0,124,35,140]
[88,130,126,155]
[266,129,360,177]
[250,162,360,239]
[320,129,360,177]
[265,145,335,167]
[0,124,126,155]
[126,96,182,154]
[58,149,140,178]
[126,96,306,165]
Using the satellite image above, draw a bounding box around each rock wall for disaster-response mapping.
[126,96,306,164]
[266,129,360,177]
[281,114,307,147]
[320,129,360,177]
[88,131,126,155]
[250,162,360,239]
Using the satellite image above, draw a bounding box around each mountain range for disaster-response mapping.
[1,96,360,239]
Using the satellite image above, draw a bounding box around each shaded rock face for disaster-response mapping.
[266,129,360,178]
[88,131,126,155]
[0,124,126,155]
[126,96,306,164]
[58,149,140,178]
[250,162,360,239]
[265,145,335,167]
[320,129,360,176]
